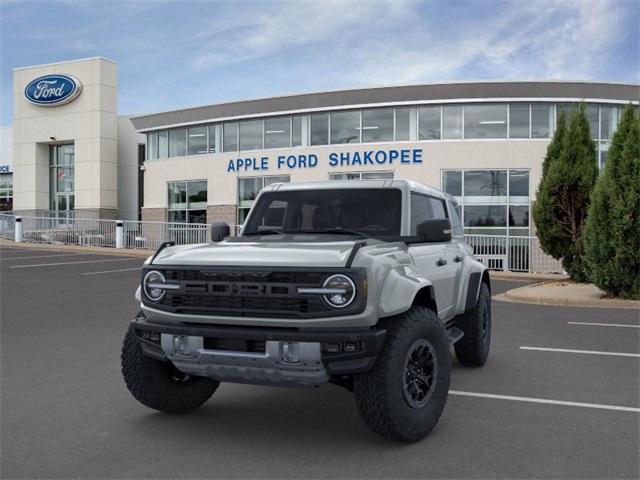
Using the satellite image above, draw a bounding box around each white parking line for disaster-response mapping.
[449,390,640,413]
[568,321,640,329]
[10,258,142,269]
[82,267,141,276]
[1,253,88,261]
[520,346,640,358]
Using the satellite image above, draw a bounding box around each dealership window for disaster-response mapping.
[442,169,530,236]
[362,108,394,143]
[442,105,463,139]
[395,107,411,141]
[147,132,158,160]
[531,104,552,138]
[223,122,239,152]
[168,180,207,223]
[264,117,291,149]
[292,116,303,147]
[509,104,529,138]
[208,124,217,153]
[238,175,290,224]
[330,110,360,144]
[187,126,208,155]
[310,113,329,145]
[419,106,441,140]
[600,106,619,140]
[240,120,263,151]
[464,104,507,139]
[158,131,168,159]
[0,173,12,211]
[329,171,394,180]
[585,104,599,140]
[169,128,187,157]
[49,144,75,219]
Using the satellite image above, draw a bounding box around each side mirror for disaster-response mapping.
[211,221,230,242]
[417,219,452,243]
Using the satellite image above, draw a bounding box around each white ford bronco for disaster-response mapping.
[122,180,491,442]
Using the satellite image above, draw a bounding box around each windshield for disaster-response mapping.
[243,188,402,237]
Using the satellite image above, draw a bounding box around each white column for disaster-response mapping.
[116,220,124,248]
[14,216,23,243]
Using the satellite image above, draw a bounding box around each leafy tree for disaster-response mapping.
[584,106,640,298]
[533,105,598,281]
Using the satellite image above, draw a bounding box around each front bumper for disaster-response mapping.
[132,314,386,388]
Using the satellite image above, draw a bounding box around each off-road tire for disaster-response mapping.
[121,325,219,414]
[454,282,491,366]
[353,306,450,442]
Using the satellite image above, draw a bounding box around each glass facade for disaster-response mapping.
[167,180,207,223]
[143,103,624,167]
[442,169,530,236]
[49,144,75,218]
[238,175,290,224]
[0,173,12,211]
[329,171,394,180]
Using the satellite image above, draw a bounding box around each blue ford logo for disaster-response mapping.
[24,74,82,106]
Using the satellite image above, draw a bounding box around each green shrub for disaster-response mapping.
[533,105,598,281]
[584,106,640,299]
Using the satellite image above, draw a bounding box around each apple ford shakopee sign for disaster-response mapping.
[24,74,82,106]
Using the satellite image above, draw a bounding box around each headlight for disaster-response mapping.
[322,274,356,308]
[143,270,166,302]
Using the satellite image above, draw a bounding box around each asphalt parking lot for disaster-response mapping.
[1,245,638,479]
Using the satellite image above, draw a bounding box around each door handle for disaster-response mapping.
[453,255,463,263]
[436,258,447,267]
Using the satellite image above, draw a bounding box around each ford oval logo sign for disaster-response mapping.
[24,74,82,106]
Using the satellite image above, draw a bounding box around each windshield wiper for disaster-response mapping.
[298,228,370,238]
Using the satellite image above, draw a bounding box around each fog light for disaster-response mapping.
[343,342,359,352]
[173,335,190,355]
[282,342,300,363]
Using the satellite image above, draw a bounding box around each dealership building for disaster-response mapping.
[5,57,638,239]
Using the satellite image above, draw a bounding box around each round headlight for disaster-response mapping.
[143,270,166,302]
[322,274,356,308]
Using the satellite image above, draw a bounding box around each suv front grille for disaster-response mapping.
[144,267,366,319]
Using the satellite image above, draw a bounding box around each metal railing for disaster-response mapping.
[464,234,564,274]
[19,216,118,247]
[1,213,563,273]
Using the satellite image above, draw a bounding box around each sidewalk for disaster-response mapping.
[0,238,153,257]
[495,279,640,310]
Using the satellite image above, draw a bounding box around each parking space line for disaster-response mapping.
[520,346,640,358]
[82,267,141,276]
[1,253,88,261]
[568,321,640,329]
[450,390,640,413]
[10,258,142,269]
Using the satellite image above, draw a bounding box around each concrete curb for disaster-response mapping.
[494,280,640,310]
[0,238,153,258]
[490,271,568,282]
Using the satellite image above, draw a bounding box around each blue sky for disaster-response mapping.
[1,0,638,126]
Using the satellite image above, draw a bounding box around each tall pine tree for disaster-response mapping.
[584,106,640,298]
[533,105,598,281]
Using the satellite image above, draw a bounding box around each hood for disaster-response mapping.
[152,240,362,268]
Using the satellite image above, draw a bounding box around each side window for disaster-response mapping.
[448,200,464,236]
[428,196,448,220]
[410,193,432,234]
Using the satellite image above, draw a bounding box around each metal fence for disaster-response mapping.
[464,234,564,274]
[1,213,563,273]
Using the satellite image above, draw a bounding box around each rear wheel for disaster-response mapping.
[121,325,219,414]
[353,306,450,442]
[455,282,491,366]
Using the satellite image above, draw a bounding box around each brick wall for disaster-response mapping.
[141,208,167,223]
[207,204,237,226]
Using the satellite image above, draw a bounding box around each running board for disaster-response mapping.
[447,327,464,345]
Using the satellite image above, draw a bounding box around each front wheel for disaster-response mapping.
[353,306,451,442]
[121,325,219,414]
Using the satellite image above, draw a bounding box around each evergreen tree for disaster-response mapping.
[584,106,640,298]
[533,104,598,281]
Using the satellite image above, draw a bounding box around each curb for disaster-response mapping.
[0,239,153,258]
[494,286,640,310]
